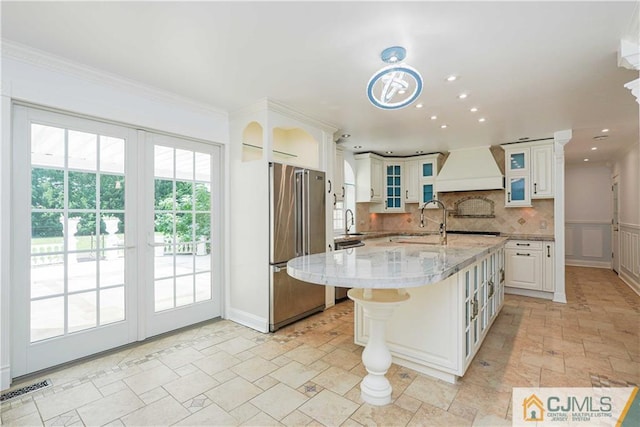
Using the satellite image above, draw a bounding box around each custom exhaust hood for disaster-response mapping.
[437,146,504,192]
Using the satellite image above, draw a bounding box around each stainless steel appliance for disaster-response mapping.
[333,240,364,301]
[269,162,326,331]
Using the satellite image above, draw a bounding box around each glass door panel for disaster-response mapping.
[147,135,221,337]
[12,106,136,376]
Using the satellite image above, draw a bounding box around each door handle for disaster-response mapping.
[507,192,511,202]
[370,188,374,198]
[327,179,332,193]
[333,193,337,207]
[547,245,550,257]
[406,190,408,199]
[516,252,531,256]
[341,186,345,198]
[516,243,530,246]
[534,183,537,194]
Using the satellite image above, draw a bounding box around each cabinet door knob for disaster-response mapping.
[327,179,332,193]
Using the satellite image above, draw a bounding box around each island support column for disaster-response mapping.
[348,288,410,406]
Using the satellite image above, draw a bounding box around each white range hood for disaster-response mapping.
[437,146,504,192]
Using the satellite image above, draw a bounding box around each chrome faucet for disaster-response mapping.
[345,208,355,234]
[419,198,448,245]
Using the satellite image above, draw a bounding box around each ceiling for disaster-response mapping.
[2,1,638,165]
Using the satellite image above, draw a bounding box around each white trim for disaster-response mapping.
[565,220,612,225]
[620,271,640,296]
[2,40,226,117]
[226,308,269,333]
[565,259,612,269]
[552,129,572,304]
[619,222,640,230]
[0,95,11,391]
[505,286,554,300]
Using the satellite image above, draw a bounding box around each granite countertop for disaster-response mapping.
[334,231,554,243]
[287,235,508,289]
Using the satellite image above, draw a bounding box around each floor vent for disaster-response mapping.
[0,379,51,402]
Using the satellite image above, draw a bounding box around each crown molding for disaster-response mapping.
[618,39,640,71]
[1,39,228,118]
[230,97,337,134]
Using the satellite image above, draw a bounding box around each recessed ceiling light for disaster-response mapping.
[470,107,478,112]
[440,124,448,129]
[430,115,437,120]
[385,151,393,154]
[341,134,351,138]
[446,75,458,82]
[478,118,486,122]
[591,147,598,151]
[602,128,609,132]
[416,150,424,154]
[593,135,609,140]
[354,145,362,149]
[458,93,468,99]
[518,137,530,141]
[584,158,589,162]
[415,103,423,109]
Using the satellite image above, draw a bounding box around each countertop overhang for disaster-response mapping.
[288,235,508,289]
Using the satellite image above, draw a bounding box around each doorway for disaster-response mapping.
[11,105,222,378]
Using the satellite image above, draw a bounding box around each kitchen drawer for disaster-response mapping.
[505,240,543,250]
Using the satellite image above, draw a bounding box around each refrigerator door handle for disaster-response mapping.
[302,170,309,255]
[295,169,304,257]
[273,262,288,272]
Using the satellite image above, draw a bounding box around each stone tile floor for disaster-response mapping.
[1,266,638,426]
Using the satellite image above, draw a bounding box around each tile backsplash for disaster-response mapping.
[356,190,554,236]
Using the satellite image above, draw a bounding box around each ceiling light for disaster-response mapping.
[341,134,351,138]
[430,115,437,120]
[446,75,458,82]
[367,46,423,110]
[385,151,393,154]
[440,124,448,129]
[593,135,609,140]
[354,145,363,149]
[584,158,589,162]
[602,128,609,132]
[518,137,530,141]
[458,93,468,99]
[415,103,423,109]
[478,118,486,122]
[591,147,598,150]
[470,107,478,112]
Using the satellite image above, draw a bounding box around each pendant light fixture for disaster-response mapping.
[367,46,423,110]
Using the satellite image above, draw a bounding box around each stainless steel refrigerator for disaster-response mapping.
[269,162,326,332]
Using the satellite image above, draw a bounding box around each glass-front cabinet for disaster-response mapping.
[503,147,531,207]
[384,162,403,211]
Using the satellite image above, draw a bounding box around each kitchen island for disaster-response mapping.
[287,234,507,402]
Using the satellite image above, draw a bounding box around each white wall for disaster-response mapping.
[612,141,640,293]
[565,165,613,221]
[0,44,230,390]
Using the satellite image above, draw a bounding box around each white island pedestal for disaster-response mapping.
[347,288,409,405]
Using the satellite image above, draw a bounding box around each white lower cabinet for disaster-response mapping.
[505,239,555,294]
[353,244,505,383]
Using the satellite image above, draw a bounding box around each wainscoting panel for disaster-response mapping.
[619,223,640,295]
[565,221,611,269]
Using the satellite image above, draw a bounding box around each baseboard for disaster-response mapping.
[504,287,554,300]
[226,307,269,333]
[565,259,612,269]
[1,364,10,392]
[619,271,640,296]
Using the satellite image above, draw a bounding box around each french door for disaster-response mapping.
[11,106,222,377]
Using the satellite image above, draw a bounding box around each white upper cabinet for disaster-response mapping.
[404,159,420,203]
[355,153,384,203]
[531,144,554,198]
[418,154,441,205]
[502,141,554,207]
